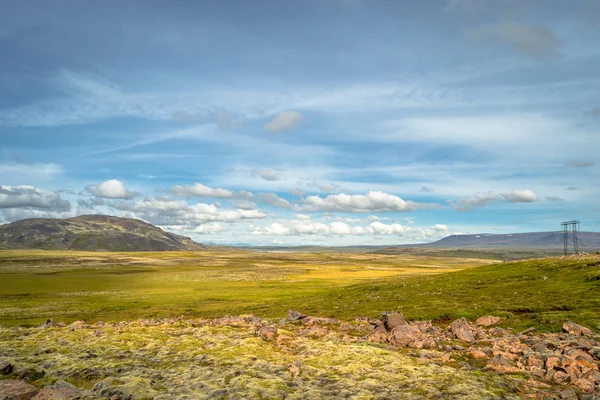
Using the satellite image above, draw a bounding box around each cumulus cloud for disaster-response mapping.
[265,111,304,132]
[297,191,426,213]
[500,190,537,203]
[251,168,284,181]
[258,193,291,208]
[86,179,137,199]
[450,190,537,211]
[113,196,267,226]
[169,183,235,198]
[0,185,71,210]
[290,188,306,197]
[468,21,561,61]
[192,223,224,234]
[251,219,452,242]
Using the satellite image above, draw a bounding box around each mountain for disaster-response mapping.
[426,231,600,249]
[0,215,208,251]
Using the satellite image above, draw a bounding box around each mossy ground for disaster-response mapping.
[0,319,524,399]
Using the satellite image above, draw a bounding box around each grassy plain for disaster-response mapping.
[0,249,599,332]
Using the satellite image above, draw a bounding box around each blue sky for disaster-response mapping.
[1,0,599,245]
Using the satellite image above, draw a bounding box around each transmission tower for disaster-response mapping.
[561,220,580,255]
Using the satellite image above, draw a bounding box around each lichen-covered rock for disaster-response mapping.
[449,318,475,343]
[382,312,406,331]
[0,380,37,400]
[563,321,595,337]
[32,379,93,399]
[475,316,500,326]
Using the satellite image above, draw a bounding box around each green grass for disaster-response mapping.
[0,249,599,332]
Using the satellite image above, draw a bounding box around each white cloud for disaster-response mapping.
[258,193,291,208]
[290,188,306,197]
[251,168,284,181]
[265,111,304,132]
[500,189,537,203]
[297,191,427,213]
[169,183,235,198]
[193,223,224,234]
[86,179,137,199]
[0,185,71,210]
[450,190,536,210]
[370,221,408,235]
[251,219,452,242]
[113,197,267,226]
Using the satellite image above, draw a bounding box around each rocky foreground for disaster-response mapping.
[0,312,598,399]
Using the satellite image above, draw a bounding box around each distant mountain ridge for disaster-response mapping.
[0,215,207,251]
[415,231,600,249]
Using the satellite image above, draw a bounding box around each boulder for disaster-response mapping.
[0,380,37,400]
[32,380,91,399]
[286,310,306,322]
[382,312,406,332]
[563,321,595,337]
[475,315,500,326]
[449,318,475,343]
[367,323,388,343]
[389,324,436,349]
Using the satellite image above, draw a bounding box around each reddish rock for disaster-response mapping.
[449,318,475,343]
[485,355,522,373]
[475,315,500,326]
[382,312,406,331]
[467,348,489,359]
[367,323,388,343]
[257,326,277,341]
[32,380,89,399]
[388,324,436,349]
[563,321,595,337]
[0,380,37,400]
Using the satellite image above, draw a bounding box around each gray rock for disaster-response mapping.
[286,310,306,322]
[0,380,37,400]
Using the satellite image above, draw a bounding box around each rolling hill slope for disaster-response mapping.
[0,215,207,251]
